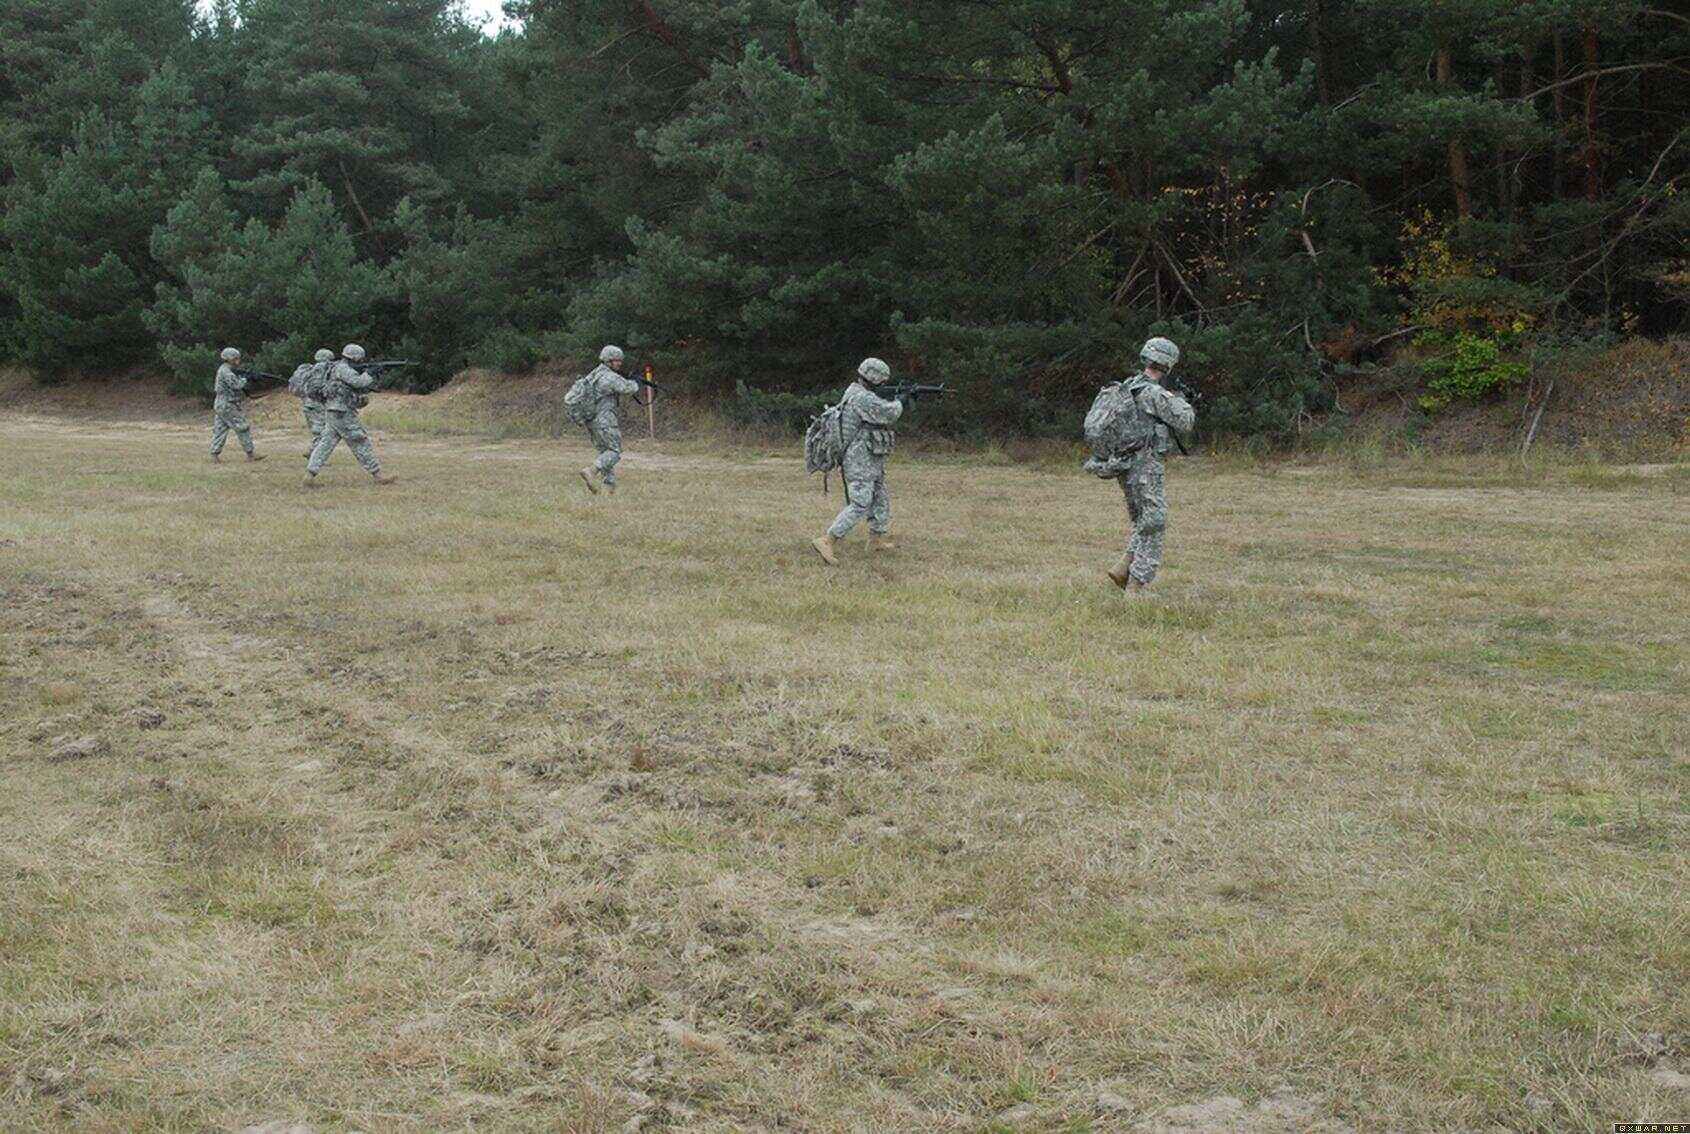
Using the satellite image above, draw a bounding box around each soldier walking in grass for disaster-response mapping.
[288,348,334,458]
[303,343,395,488]
[1084,337,1195,592]
[567,345,643,495]
[811,357,905,566]
[209,347,264,463]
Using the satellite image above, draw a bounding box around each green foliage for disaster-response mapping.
[0,0,1684,437]
[471,327,543,375]
[723,380,836,434]
[1415,330,1529,411]
[147,174,393,395]
[389,200,524,388]
[1,114,161,374]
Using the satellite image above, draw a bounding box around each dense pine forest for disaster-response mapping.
[1,0,1685,437]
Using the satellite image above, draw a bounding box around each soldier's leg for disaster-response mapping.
[1128,465,1167,585]
[867,472,891,535]
[306,414,343,475]
[232,414,255,456]
[338,414,382,474]
[592,421,623,484]
[1119,472,1143,531]
[210,412,229,457]
[1102,473,1139,587]
[828,479,875,539]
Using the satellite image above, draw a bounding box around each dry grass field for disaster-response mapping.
[1,410,1686,1133]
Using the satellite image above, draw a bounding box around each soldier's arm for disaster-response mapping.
[603,372,643,396]
[338,364,375,390]
[1148,386,1195,433]
[857,389,905,425]
[226,367,248,393]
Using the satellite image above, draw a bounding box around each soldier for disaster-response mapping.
[575,345,642,495]
[1105,337,1195,592]
[210,347,264,463]
[303,343,396,488]
[288,348,334,458]
[812,357,904,566]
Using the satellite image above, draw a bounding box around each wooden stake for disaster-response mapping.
[645,364,656,438]
[1521,378,1554,457]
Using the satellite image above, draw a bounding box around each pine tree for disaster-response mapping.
[0,87,205,375]
[148,174,393,394]
[228,0,481,248]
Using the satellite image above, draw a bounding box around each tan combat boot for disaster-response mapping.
[603,480,617,496]
[372,473,397,486]
[579,467,599,495]
[302,474,319,489]
[211,453,222,463]
[869,532,897,552]
[247,453,265,462]
[1106,551,1133,590]
[812,532,839,566]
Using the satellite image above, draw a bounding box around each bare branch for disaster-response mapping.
[1517,59,1689,101]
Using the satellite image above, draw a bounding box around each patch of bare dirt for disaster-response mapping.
[1128,1088,1355,1133]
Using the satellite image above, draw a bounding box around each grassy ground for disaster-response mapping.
[1,411,1686,1133]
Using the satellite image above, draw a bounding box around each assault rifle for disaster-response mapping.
[352,359,415,384]
[232,368,288,394]
[881,382,950,403]
[1165,373,1202,411]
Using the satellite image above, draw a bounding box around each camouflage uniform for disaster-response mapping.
[210,363,255,457]
[826,381,904,539]
[306,361,382,475]
[580,363,642,486]
[289,363,328,450]
[1115,376,1195,585]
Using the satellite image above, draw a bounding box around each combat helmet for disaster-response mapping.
[857,357,891,385]
[1140,337,1179,371]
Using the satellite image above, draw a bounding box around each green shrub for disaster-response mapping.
[1416,330,1529,412]
[472,326,541,374]
[722,380,835,434]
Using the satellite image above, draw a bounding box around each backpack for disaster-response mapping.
[563,371,596,425]
[303,361,334,403]
[1083,378,1157,465]
[804,399,849,494]
[287,364,314,398]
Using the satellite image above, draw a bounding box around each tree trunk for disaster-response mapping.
[1552,30,1566,198]
[786,19,806,73]
[1515,41,1535,213]
[1310,0,1331,105]
[633,0,710,79]
[1495,56,1511,218]
[1437,45,1472,218]
[1582,23,1601,202]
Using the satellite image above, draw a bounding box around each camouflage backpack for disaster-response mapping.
[803,398,849,494]
[563,371,597,425]
[302,361,334,404]
[287,364,314,398]
[1082,377,1157,476]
